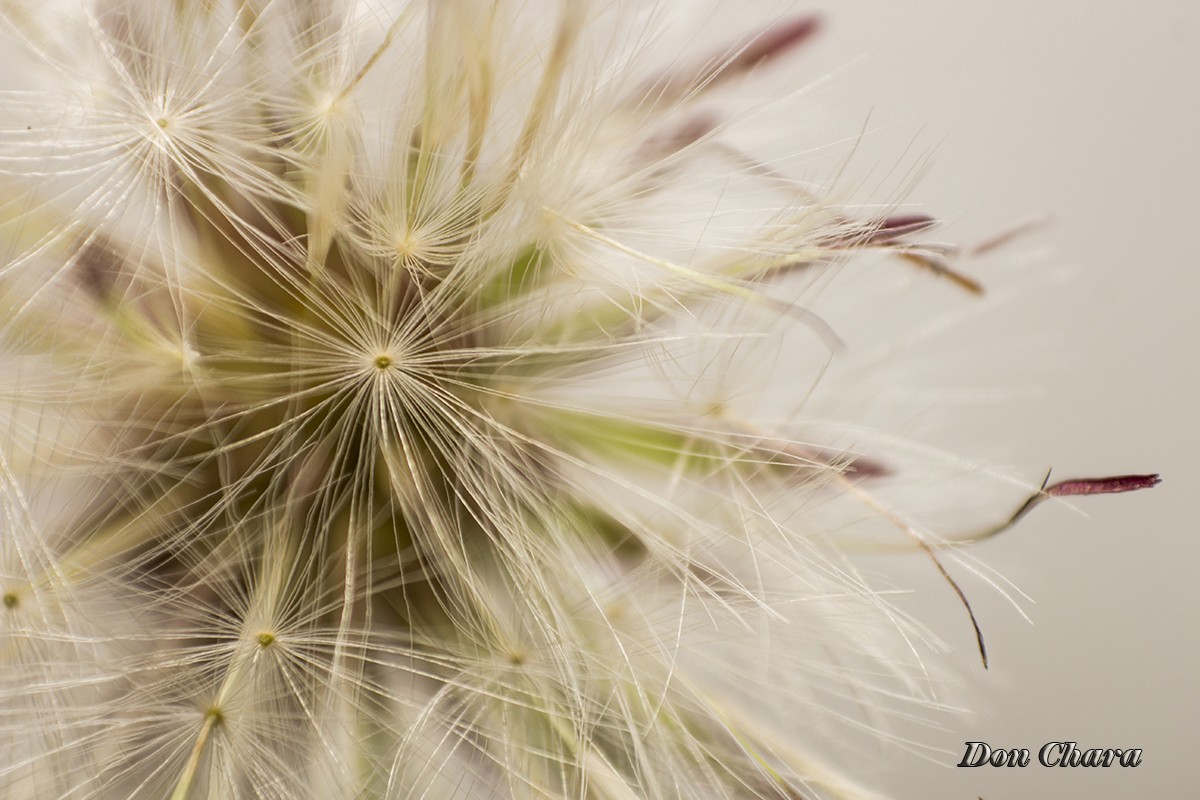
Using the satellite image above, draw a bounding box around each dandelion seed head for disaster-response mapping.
[0,1,1158,798]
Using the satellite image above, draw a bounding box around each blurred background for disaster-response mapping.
[687,0,1197,796]
[798,2,1196,797]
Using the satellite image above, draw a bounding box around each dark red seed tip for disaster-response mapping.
[864,214,940,246]
[878,214,939,237]
[1045,473,1161,497]
[843,454,890,479]
[735,15,822,72]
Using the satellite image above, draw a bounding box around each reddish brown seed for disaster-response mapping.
[692,16,823,93]
[724,16,821,76]
[637,112,720,160]
[867,213,939,244]
[843,454,890,479]
[1045,474,1162,497]
[72,237,123,300]
[971,471,1161,542]
[897,251,985,295]
[631,16,820,108]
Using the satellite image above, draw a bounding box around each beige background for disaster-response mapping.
[776,1,1198,797]
[7,2,1189,798]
